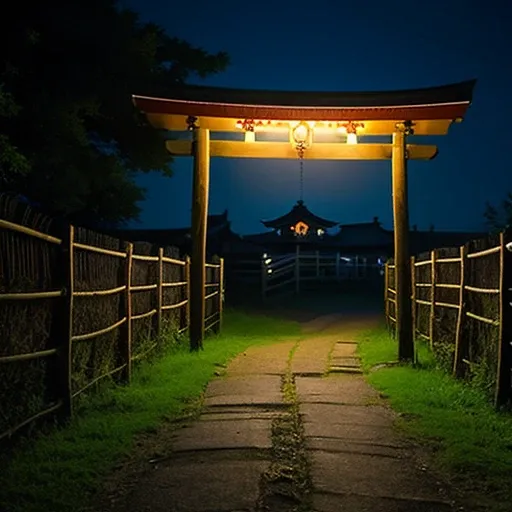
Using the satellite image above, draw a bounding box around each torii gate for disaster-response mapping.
[132,79,476,355]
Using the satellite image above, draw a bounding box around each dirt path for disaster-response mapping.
[91,305,465,512]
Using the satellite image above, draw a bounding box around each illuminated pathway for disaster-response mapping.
[99,312,461,512]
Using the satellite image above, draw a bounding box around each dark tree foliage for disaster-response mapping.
[0,0,228,226]
[484,193,512,233]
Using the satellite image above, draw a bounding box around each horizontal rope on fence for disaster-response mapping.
[0,218,62,244]
[162,281,187,288]
[466,311,499,326]
[464,285,499,294]
[436,257,461,263]
[387,287,396,293]
[161,256,186,266]
[416,331,430,340]
[0,348,58,364]
[413,259,432,267]
[204,282,220,288]
[161,299,188,311]
[205,311,220,331]
[0,290,63,300]
[130,343,157,362]
[72,317,127,342]
[131,309,157,321]
[73,285,126,297]
[0,401,63,442]
[205,262,221,268]
[436,283,460,289]
[73,242,126,258]
[131,253,158,262]
[415,283,430,288]
[71,364,127,399]
[205,290,219,301]
[466,245,500,259]
[435,301,460,310]
[130,284,158,292]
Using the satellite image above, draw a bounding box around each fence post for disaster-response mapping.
[155,247,164,339]
[120,242,133,383]
[496,232,512,406]
[56,224,74,419]
[384,262,389,329]
[215,257,224,334]
[453,244,468,378]
[411,255,416,347]
[183,255,191,333]
[429,249,436,350]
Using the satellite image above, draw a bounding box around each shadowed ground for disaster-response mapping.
[94,286,465,512]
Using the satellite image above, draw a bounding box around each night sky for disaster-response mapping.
[122,0,512,235]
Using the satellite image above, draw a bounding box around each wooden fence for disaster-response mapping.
[0,209,224,441]
[384,230,512,406]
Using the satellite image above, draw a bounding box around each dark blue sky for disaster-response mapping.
[123,0,512,234]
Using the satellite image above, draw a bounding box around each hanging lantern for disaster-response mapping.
[290,121,313,148]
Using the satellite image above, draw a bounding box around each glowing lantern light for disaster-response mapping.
[347,132,358,145]
[292,122,310,144]
[245,131,255,142]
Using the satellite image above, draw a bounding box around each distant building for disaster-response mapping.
[107,204,485,260]
[243,200,339,253]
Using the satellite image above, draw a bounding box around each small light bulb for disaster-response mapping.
[347,132,358,144]
[245,131,255,142]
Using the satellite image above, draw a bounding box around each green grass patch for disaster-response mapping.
[0,310,301,512]
[357,325,512,511]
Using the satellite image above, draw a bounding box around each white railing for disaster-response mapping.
[260,248,382,298]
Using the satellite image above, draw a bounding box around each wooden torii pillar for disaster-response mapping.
[190,126,209,350]
[392,123,414,360]
[132,79,476,355]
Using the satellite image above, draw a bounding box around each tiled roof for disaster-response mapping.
[261,201,338,229]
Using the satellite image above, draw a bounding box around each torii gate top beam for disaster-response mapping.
[133,79,476,136]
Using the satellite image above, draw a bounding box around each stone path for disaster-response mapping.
[101,312,461,512]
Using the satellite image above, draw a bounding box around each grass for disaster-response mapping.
[0,310,301,512]
[357,324,512,512]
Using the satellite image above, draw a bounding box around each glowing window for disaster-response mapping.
[293,221,309,236]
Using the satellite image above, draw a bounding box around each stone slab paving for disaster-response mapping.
[313,492,454,512]
[293,325,457,512]
[203,374,283,407]
[118,458,268,512]
[98,311,461,512]
[170,418,273,451]
[296,374,380,405]
[101,342,294,512]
